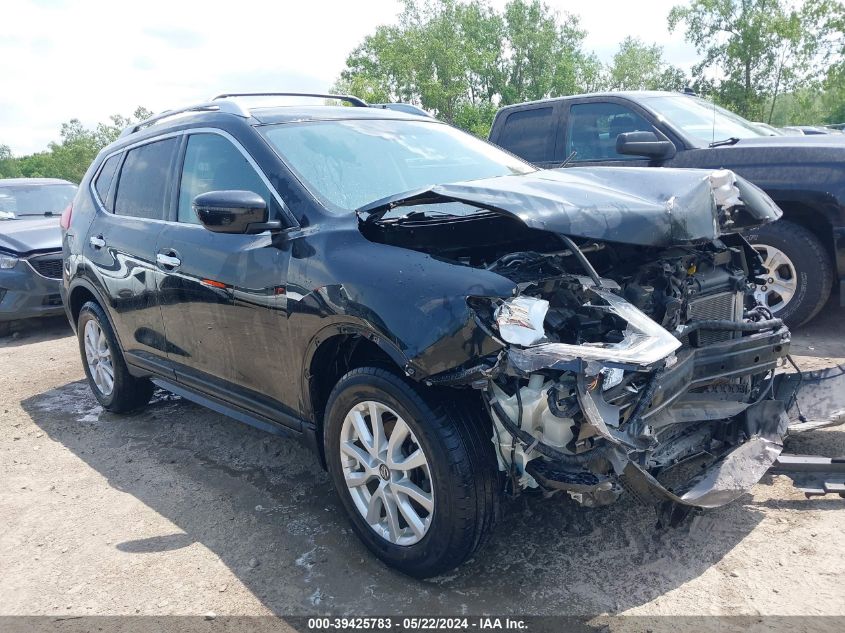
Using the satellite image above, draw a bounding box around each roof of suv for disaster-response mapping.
[115,98,435,146]
[249,105,432,125]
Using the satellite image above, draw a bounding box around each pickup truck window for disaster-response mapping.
[566,102,655,161]
[497,107,555,163]
[641,95,766,146]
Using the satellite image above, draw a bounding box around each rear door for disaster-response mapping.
[84,136,179,374]
[155,130,296,423]
[492,104,562,168]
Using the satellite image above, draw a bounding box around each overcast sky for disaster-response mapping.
[0,0,698,155]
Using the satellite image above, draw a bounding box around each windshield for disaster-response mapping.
[260,119,534,212]
[0,183,77,219]
[642,95,768,146]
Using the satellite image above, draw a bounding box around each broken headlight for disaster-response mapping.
[500,287,682,370]
[494,296,549,346]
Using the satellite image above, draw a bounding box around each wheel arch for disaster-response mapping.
[303,323,411,467]
[67,279,124,349]
[769,199,836,266]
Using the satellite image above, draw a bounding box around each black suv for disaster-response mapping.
[489,91,845,326]
[62,93,840,577]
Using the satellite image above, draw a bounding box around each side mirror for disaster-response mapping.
[193,190,278,234]
[616,131,676,160]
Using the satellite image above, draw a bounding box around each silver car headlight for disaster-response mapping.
[0,254,19,269]
[500,287,681,370]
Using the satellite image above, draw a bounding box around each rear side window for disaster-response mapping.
[496,107,555,163]
[114,138,177,220]
[94,154,121,209]
[177,133,274,224]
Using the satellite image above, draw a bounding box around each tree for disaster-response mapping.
[669,0,840,122]
[607,37,688,91]
[336,0,600,136]
[0,144,22,178]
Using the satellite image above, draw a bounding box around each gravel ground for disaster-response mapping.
[1,300,843,620]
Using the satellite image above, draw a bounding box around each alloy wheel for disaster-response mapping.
[83,319,114,396]
[752,244,798,313]
[339,400,434,546]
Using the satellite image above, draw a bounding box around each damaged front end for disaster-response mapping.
[362,166,845,512]
[478,268,792,510]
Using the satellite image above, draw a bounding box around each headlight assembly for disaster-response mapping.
[502,287,681,370]
[0,254,19,269]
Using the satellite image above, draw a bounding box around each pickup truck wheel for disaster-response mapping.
[747,221,833,327]
[77,301,154,413]
[324,367,499,578]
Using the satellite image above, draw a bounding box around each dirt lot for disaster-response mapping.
[1,301,844,620]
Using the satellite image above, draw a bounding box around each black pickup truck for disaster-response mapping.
[489,91,845,326]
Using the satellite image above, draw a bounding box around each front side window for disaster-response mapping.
[566,102,656,161]
[114,138,177,220]
[177,133,274,224]
[260,119,534,212]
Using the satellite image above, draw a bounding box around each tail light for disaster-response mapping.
[60,203,73,230]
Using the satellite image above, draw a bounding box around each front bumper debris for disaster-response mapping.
[618,399,788,508]
[489,320,845,509]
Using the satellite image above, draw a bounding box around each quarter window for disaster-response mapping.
[94,154,121,209]
[566,102,655,161]
[114,138,177,220]
[178,133,274,224]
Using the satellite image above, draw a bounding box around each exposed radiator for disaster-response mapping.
[687,291,743,346]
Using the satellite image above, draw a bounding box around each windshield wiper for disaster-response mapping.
[709,137,740,148]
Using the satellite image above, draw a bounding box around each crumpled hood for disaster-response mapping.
[359,166,781,247]
[0,217,61,255]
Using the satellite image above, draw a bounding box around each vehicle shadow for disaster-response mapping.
[20,380,784,617]
[0,315,71,348]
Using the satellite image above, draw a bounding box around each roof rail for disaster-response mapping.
[211,92,369,108]
[119,100,250,138]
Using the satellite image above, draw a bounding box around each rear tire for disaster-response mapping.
[77,301,154,413]
[324,367,499,578]
[746,220,833,327]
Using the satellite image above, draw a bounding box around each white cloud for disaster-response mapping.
[0,0,698,155]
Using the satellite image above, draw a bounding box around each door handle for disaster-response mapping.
[156,253,182,269]
[89,235,106,249]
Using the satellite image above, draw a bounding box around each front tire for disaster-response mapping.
[324,367,499,578]
[77,301,154,413]
[747,220,833,327]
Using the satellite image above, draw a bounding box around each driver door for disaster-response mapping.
[156,131,295,422]
[562,100,660,167]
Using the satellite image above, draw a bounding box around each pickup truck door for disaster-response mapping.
[559,97,667,167]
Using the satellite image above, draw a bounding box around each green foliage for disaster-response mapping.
[337,0,602,135]
[607,37,689,91]
[1,107,151,183]
[669,0,844,122]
